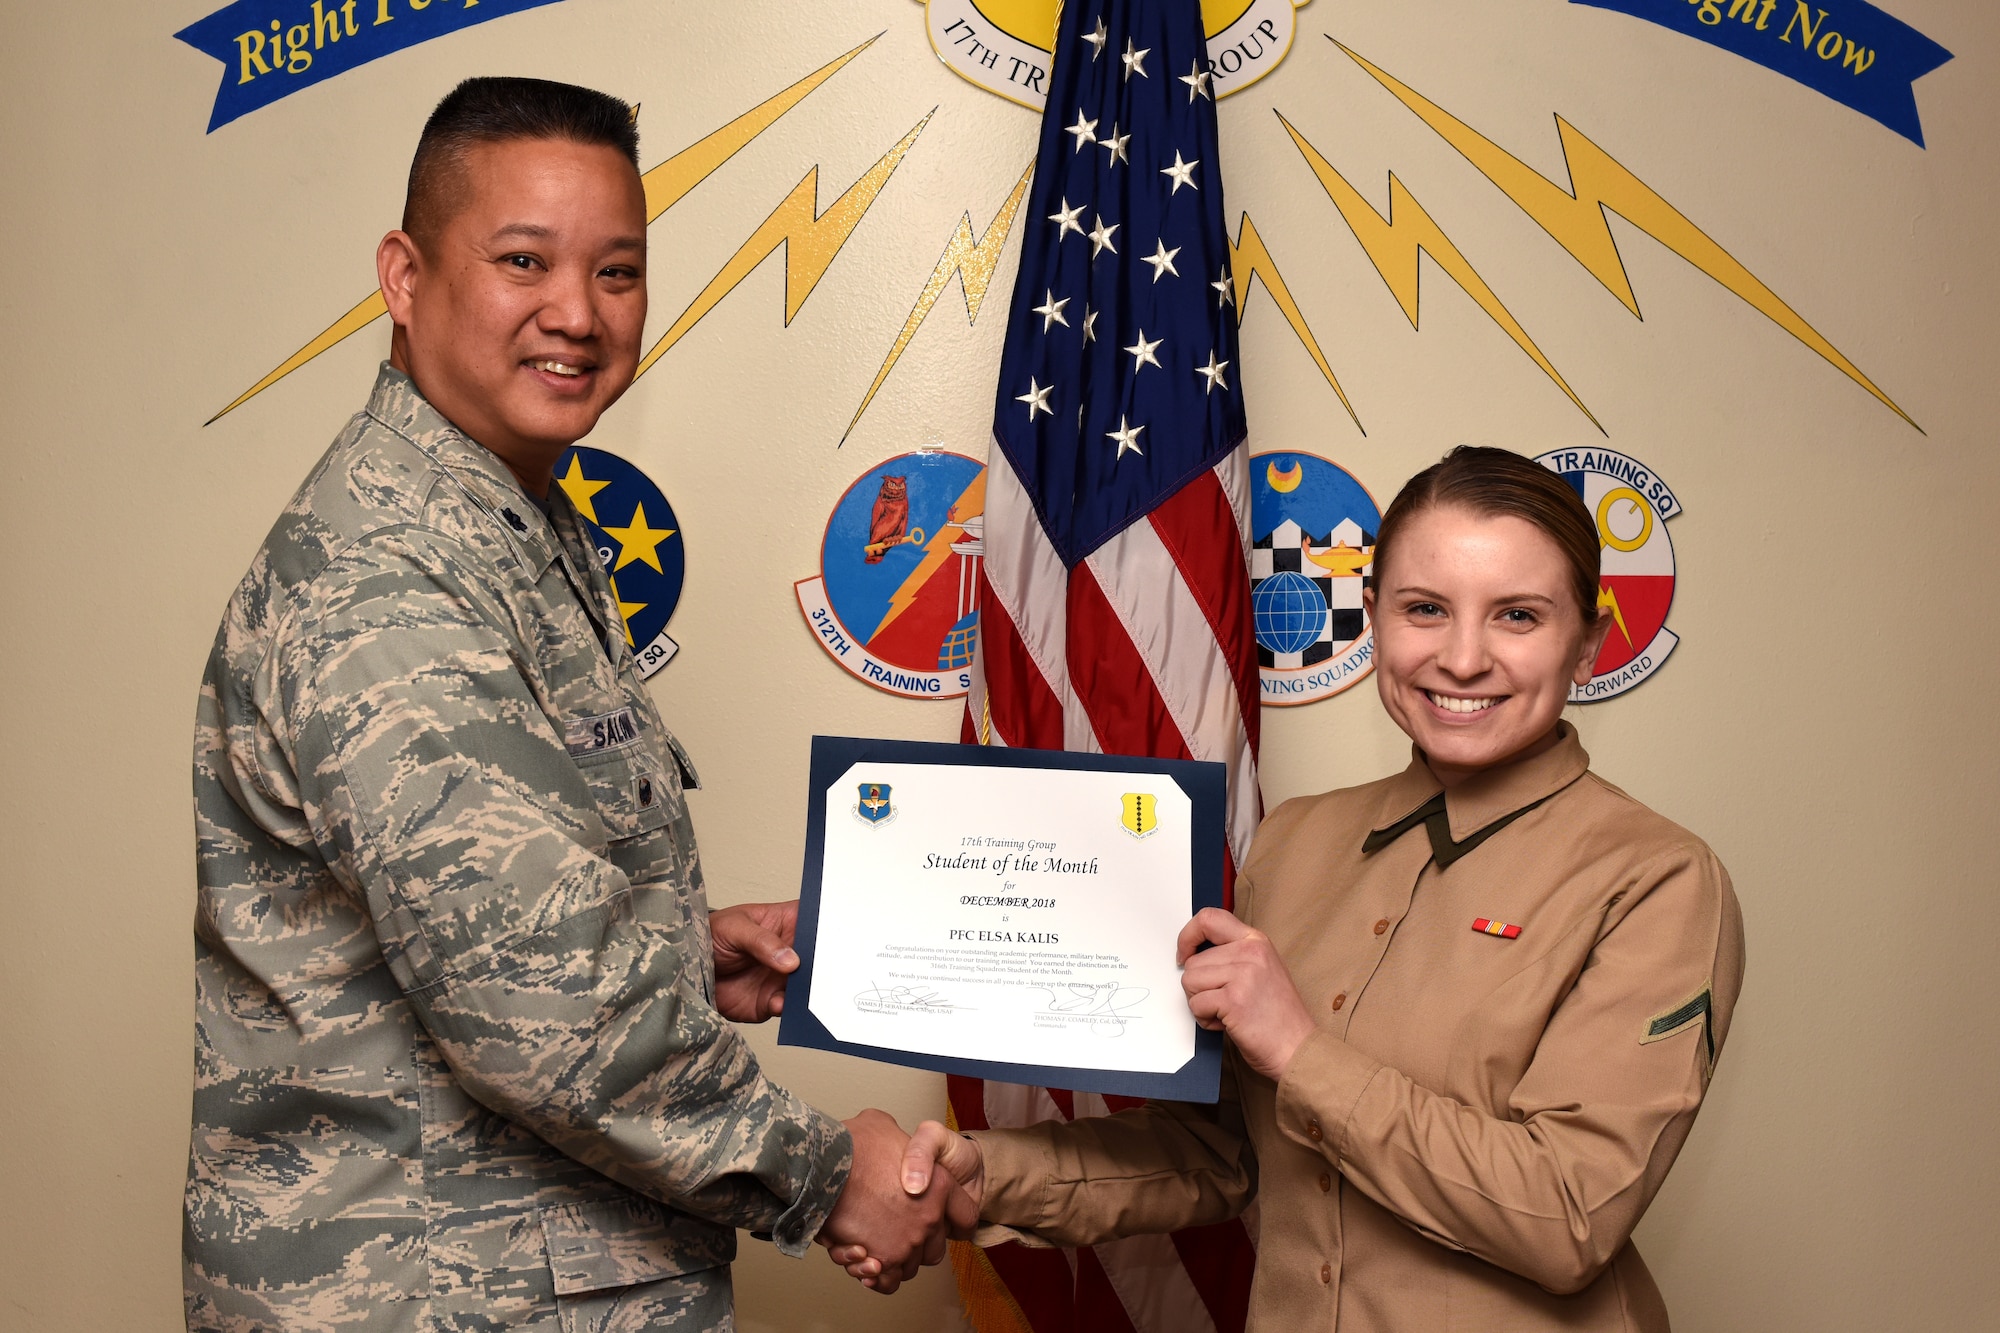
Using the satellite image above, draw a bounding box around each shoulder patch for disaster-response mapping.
[1642,982,1715,1071]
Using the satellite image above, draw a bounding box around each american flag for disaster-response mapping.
[951,2,1261,1329]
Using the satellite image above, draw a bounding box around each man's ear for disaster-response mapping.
[377,230,422,328]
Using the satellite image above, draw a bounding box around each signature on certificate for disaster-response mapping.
[1031,982,1150,1037]
[854,982,962,1014]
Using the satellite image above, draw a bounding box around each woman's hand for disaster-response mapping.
[1177,908,1317,1081]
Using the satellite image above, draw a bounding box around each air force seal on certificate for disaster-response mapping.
[555,445,686,679]
[856,782,897,826]
[1120,793,1159,839]
[1534,447,1683,702]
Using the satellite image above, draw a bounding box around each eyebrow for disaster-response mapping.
[1391,584,1560,606]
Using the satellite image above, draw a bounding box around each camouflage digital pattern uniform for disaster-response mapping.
[187,365,850,1331]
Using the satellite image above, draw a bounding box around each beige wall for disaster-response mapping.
[4,0,1996,1328]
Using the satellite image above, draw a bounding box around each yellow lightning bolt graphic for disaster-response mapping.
[205,36,880,424]
[1331,39,1916,431]
[1278,112,1603,433]
[870,468,987,641]
[1229,211,1362,434]
[1598,583,1634,650]
[842,159,1036,444]
[635,111,935,378]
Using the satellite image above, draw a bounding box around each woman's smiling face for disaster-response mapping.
[1365,505,1611,786]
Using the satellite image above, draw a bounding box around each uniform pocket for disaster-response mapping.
[570,743,672,843]
[540,1195,736,1297]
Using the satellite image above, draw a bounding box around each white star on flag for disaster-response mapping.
[1066,110,1098,152]
[1196,350,1230,393]
[1180,60,1213,101]
[1081,307,1098,343]
[1049,197,1085,238]
[1088,215,1119,259]
[1213,265,1235,306]
[1016,377,1055,419]
[1082,15,1108,58]
[1033,290,1070,331]
[1161,150,1198,193]
[1142,239,1181,282]
[1099,124,1130,166]
[1106,414,1145,458]
[1122,38,1150,80]
[1124,329,1163,371]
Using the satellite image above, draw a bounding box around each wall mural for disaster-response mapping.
[176,4,1947,705]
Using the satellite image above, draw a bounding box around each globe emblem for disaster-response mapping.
[937,610,979,670]
[1253,570,1329,656]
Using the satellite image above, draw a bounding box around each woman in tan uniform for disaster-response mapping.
[836,445,1746,1330]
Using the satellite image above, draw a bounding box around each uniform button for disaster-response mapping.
[1330,992,1346,1011]
[638,777,655,806]
[1320,1262,1333,1285]
[1318,1172,1332,1193]
[1305,1117,1323,1141]
[1373,918,1389,935]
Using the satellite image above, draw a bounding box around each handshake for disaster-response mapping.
[819,1112,988,1294]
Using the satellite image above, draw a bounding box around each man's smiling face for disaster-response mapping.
[380,136,647,491]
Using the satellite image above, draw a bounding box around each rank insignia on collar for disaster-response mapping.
[1472,918,1522,939]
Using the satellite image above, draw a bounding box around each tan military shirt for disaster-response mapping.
[972,726,1744,1332]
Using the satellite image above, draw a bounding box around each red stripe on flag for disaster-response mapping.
[1064,565,1195,763]
[977,565,1066,749]
[1170,1220,1257,1333]
[1076,1246,1143,1333]
[985,1241,1086,1333]
[1147,470,1261,756]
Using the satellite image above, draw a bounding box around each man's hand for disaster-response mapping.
[825,1121,984,1286]
[709,900,799,1023]
[818,1110,977,1293]
[1177,907,1316,1081]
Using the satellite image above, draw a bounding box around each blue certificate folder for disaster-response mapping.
[777,735,1228,1103]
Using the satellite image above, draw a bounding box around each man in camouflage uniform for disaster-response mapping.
[187,78,959,1331]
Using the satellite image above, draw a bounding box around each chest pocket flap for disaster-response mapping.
[565,706,671,842]
[540,1196,736,1296]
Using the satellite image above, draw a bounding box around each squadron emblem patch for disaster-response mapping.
[1533,448,1682,702]
[1250,451,1381,706]
[797,450,987,700]
[556,446,686,679]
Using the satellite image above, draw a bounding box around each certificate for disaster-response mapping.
[778,735,1227,1102]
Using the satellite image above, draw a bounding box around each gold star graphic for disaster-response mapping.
[556,455,612,524]
[601,501,678,573]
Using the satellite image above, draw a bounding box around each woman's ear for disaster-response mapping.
[1574,601,1615,686]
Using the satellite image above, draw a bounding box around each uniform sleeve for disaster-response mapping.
[1272,845,1744,1294]
[285,527,849,1256]
[967,1059,1258,1248]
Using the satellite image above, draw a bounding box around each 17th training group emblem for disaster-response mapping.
[1534,447,1682,702]
[556,446,686,679]
[797,450,987,699]
[1250,451,1382,706]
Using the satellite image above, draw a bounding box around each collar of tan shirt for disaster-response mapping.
[1364,723,1592,865]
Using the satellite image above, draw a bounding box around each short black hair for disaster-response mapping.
[402,76,640,246]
